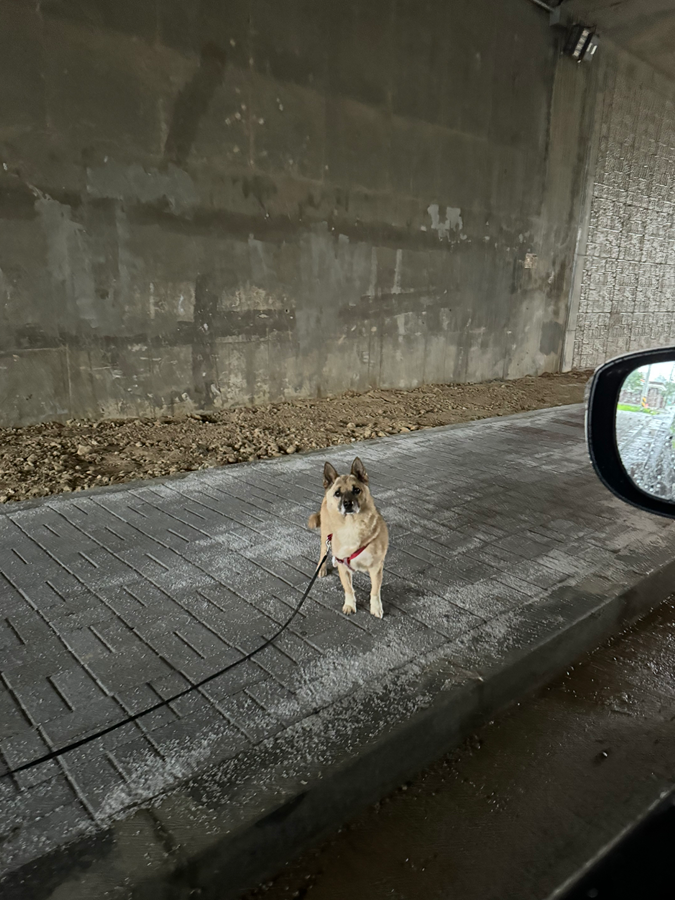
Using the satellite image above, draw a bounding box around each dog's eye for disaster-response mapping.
[353,487,361,495]
[334,490,341,497]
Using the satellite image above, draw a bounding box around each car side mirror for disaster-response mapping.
[586,347,675,519]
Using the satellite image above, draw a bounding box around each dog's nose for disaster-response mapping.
[343,499,353,510]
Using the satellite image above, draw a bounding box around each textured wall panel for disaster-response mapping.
[572,58,675,369]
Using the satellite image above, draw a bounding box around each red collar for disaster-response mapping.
[326,534,372,571]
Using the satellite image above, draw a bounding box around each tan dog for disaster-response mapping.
[308,457,388,617]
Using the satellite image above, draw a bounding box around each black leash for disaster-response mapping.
[1,553,328,781]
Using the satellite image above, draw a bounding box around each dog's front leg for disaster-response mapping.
[368,563,384,618]
[318,522,331,578]
[337,564,357,615]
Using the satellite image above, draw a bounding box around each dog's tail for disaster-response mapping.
[308,512,321,530]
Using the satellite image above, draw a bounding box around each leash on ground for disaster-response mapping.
[0,552,329,781]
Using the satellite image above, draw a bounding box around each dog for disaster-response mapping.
[308,457,388,617]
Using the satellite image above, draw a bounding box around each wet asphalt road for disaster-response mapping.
[616,408,675,499]
[242,597,675,900]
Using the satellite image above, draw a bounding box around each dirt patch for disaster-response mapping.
[0,371,591,504]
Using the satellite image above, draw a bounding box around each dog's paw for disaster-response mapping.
[342,602,357,615]
[370,598,384,618]
[318,566,328,578]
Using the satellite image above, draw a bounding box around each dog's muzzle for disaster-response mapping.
[339,499,360,516]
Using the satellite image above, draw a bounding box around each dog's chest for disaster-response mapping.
[346,550,372,573]
[331,519,362,555]
[331,549,371,573]
[331,519,372,570]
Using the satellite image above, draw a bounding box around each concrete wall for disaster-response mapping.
[565,46,675,371]
[0,0,594,426]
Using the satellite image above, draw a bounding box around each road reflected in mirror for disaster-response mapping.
[616,360,675,500]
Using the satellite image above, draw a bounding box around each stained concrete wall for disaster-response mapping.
[0,0,594,426]
[565,45,675,371]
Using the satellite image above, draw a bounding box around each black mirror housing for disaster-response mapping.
[586,347,675,519]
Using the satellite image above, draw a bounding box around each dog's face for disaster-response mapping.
[323,458,370,517]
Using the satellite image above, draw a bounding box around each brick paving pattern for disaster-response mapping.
[2,405,675,883]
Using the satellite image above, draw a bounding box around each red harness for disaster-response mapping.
[326,534,372,572]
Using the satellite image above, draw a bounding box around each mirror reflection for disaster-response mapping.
[616,361,675,500]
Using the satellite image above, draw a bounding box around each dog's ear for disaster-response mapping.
[351,457,368,484]
[323,462,339,488]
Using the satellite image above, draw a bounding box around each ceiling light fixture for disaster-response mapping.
[563,23,599,62]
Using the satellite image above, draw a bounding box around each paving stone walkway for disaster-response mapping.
[2,404,675,896]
